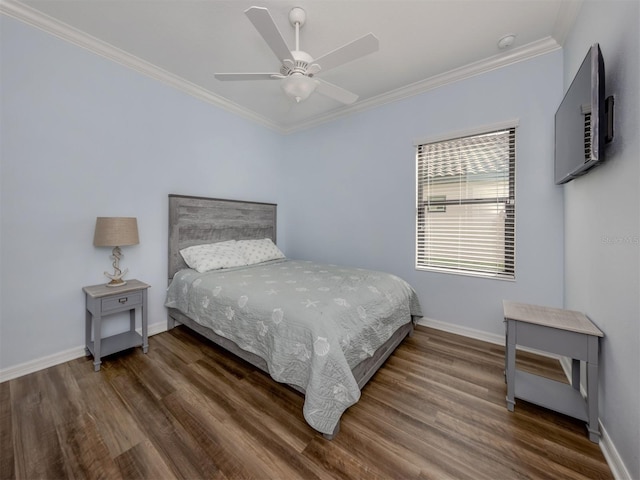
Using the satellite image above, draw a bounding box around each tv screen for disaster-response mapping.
[554,43,606,185]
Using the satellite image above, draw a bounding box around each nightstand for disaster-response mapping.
[84,279,150,371]
[503,300,603,443]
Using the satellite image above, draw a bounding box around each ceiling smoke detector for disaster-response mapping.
[497,34,516,49]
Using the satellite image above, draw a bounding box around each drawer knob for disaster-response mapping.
[118,297,128,304]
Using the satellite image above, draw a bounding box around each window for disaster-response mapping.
[416,127,516,279]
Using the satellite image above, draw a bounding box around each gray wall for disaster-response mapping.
[562,1,639,478]
[0,15,284,367]
[280,51,565,338]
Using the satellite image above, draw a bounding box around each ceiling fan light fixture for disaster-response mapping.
[281,73,317,103]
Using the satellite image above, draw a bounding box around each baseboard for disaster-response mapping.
[600,423,633,480]
[555,361,630,480]
[418,316,562,359]
[417,316,505,345]
[420,317,629,480]
[2,317,473,382]
[0,345,88,383]
[0,321,167,383]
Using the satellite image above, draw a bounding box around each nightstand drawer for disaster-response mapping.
[101,291,143,313]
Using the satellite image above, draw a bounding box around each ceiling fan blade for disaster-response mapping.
[214,73,280,81]
[315,79,359,105]
[244,6,293,64]
[314,33,379,72]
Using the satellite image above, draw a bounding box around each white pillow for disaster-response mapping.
[180,240,247,273]
[236,238,285,265]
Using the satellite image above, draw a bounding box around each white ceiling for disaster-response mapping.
[3,0,582,133]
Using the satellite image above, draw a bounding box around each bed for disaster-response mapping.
[165,194,422,439]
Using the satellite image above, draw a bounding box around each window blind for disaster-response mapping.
[416,127,516,279]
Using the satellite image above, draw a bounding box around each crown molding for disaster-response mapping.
[2,0,561,136]
[0,0,285,133]
[284,36,561,134]
[552,0,583,47]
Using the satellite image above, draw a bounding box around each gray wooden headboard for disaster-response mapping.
[168,194,277,280]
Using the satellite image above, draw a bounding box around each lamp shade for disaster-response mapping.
[93,217,139,247]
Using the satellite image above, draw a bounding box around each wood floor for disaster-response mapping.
[1,325,612,480]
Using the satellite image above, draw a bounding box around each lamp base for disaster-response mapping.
[104,247,129,287]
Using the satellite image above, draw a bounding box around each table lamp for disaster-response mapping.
[93,217,139,287]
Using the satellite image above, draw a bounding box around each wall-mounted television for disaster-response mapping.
[554,43,614,185]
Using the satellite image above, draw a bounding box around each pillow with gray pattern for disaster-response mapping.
[180,240,247,273]
[236,238,285,265]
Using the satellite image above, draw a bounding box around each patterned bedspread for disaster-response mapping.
[165,259,422,435]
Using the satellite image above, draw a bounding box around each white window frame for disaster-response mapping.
[414,121,517,280]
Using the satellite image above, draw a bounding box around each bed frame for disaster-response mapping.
[166,194,413,439]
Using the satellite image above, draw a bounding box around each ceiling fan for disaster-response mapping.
[214,6,379,104]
